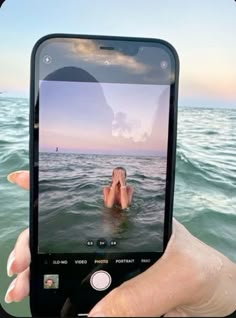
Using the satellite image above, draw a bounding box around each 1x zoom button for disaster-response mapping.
[90,270,112,291]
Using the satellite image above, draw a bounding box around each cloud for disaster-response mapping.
[112,111,149,142]
[70,39,148,74]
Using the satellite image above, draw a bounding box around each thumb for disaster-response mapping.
[7,170,29,190]
[88,255,192,317]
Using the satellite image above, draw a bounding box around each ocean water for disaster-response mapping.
[0,97,236,317]
[39,152,166,253]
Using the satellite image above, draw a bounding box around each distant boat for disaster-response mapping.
[56,147,59,152]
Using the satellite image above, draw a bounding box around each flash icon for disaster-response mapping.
[43,55,52,64]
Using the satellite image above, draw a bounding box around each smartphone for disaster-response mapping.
[30,34,179,317]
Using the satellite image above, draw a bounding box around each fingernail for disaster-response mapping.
[88,313,105,317]
[7,250,15,277]
[5,278,17,304]
[7,171,23,184]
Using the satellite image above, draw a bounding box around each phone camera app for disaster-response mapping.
[38,63,170,255]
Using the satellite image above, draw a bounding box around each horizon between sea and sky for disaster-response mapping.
[39,80,170,156]
[0,0,236,108]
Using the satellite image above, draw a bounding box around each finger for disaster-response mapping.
[7,170,29,190]
[88,254,194,317]
[7,229,30,277]
[5,267,29,303]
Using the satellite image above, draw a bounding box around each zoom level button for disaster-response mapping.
[97,239,107,248]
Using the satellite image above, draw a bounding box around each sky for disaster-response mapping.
[0,0,236,108]
[39,81,169,155]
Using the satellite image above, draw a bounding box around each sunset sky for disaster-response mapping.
[0,0,236,108]
[39,81,169,155]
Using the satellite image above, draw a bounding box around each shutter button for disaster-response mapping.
[90,270,112,291]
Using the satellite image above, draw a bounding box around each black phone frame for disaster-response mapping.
[29,33,179,317]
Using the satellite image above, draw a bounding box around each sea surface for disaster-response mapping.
[0,97,236,317]
[39,152,165,253]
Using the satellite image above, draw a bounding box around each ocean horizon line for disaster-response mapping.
[0,95,235,110]
[39,151,166,158]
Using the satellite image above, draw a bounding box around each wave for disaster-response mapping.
[1,98,236,258]
[176,147,236,191]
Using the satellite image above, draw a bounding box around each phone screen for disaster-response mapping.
[30,35,178,317]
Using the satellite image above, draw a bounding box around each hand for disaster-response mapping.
[88,220,236,317]
[7,170,29,190]
[5,171,30,304]
[118,170,126,186]
[112,170,120,187]
[5,171,236,317]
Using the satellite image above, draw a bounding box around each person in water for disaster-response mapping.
[44,278,56,289]
[103,167,133,209]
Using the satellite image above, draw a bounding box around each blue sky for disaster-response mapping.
[0,0,236,107]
